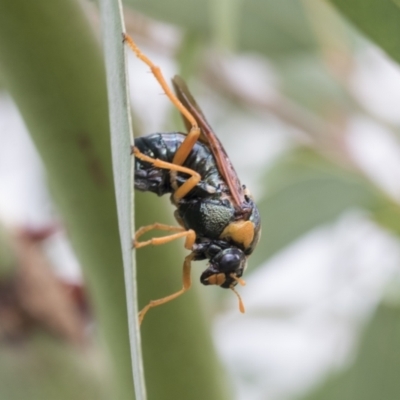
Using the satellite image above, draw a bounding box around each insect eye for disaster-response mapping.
[219,251,241,273]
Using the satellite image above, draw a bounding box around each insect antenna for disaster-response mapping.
[230,285,245,313]
[230,273,246,286]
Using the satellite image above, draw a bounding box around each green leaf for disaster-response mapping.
[0,334,110,400]
[0,1,134,398]
[301,302,400,400]
[277,54,355,116]
[125,0,318,56]
[99,0,146,399]
[328,0,400,65]
[250,148,386,269]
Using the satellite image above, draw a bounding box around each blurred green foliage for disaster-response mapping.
[301,303,400,400]
[251,148,389,270]
[330,0,400,64]
[0,0,399,399]
[127,0,318,56]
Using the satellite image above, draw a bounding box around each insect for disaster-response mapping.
[123,34,261,325]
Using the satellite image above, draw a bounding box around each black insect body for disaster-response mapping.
[124,34,261,324]
[135,132,260,287]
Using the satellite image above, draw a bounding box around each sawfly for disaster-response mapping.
[124,34,261,324]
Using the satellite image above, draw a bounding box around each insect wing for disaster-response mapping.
[172,75,245,208]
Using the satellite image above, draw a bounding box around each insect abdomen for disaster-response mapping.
[134,133,179,196]
[134,132,222,197]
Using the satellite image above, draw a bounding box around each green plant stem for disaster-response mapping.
[0,1,134,398]
[99,0,147,398]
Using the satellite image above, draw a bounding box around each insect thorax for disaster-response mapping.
[177,198,236,240]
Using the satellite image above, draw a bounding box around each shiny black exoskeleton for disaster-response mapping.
[134,132,261,289]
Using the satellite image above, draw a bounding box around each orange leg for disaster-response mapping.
[123,34,201,167]
[133,146,200,201]
[134,222,196,250]
[138,253,194,325]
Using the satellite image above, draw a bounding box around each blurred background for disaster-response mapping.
[1,0,400,399]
